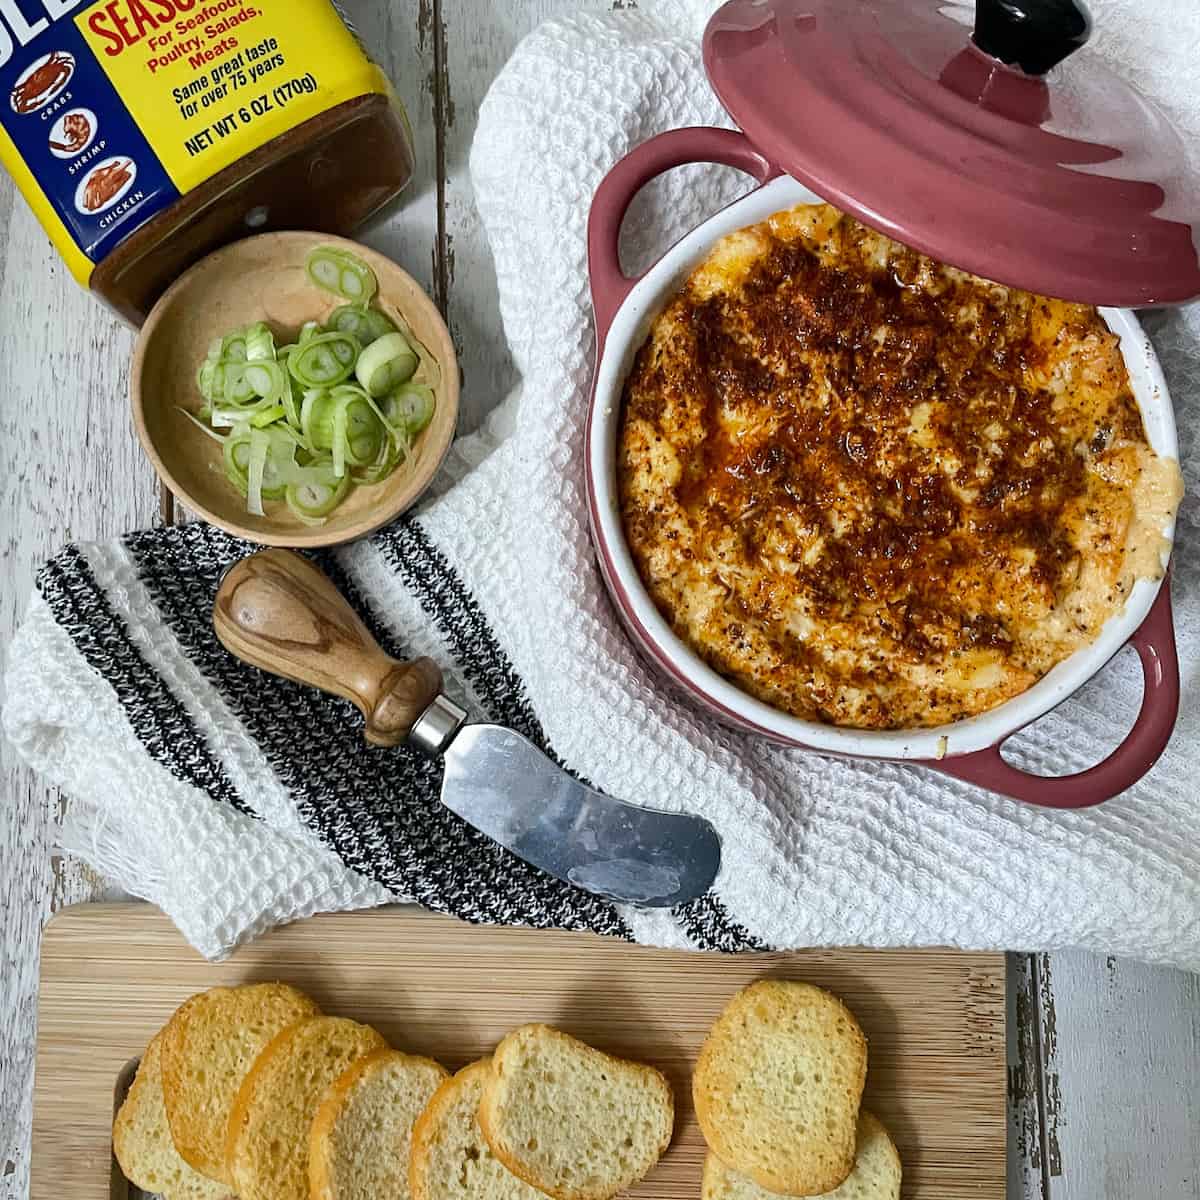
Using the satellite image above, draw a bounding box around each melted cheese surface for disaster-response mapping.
[618,205,1183,730]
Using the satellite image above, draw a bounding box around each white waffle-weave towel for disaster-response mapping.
[6,0,1200,965]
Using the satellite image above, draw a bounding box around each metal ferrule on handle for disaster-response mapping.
[410,696,468,756]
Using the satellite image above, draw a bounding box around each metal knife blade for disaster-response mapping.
[440,724,722,908]
[212,551,721,909]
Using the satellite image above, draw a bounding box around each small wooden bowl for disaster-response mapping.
[132,232,459,547]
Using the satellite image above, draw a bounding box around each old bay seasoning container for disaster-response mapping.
[0,0,413,324]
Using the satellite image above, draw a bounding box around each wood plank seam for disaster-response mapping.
[429,0,451,319]
[1006,954,1049,1200]
[1029,954,1062,1192]
[158,485,177,527]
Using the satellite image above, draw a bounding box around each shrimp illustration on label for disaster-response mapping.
[76,158,137,215]
[49,109,97,159]
[10,51,75,115]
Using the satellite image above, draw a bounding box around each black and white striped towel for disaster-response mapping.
[7,1,1200,966]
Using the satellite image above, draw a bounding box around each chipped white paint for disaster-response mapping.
[0,183,157,1200]
[2,2,1199,1199]
[1039,952,1200,1200]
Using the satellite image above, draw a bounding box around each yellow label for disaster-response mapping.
[0,120,96,286]
[76,0,387,194]
[0,0,398,294]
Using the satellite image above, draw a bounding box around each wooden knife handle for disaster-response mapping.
[213,548,443,747]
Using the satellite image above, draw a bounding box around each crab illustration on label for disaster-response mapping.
[9,49,74,113]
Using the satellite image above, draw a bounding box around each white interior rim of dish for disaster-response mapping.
[589,174,1179,759]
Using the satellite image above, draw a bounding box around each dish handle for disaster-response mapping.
[935,576,1179,809]
[587,127,781,338]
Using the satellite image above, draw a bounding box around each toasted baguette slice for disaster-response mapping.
[160,981,320,1183]
[478,1024,675,1200]
[113,1033,232,1200]
[701,1112,901,1200]
[226,1015,388,1200]
[693,980,868,1196]
[410,1059,547,1200]
[309,1048,449,1200]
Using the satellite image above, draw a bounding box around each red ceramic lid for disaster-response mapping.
[703,0,1200,307]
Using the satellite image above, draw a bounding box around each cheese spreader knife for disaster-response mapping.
[214,549,721,907]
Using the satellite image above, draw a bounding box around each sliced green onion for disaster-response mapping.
[284,461,339,486]
[246,428,270,516]
[327,304,397,346]
[268,422,311,459]
[386,383,436,437]
[326,305,372,341]
[306,246,378,304]
[199,361,256,405]
[279,354,306,430]
[228,367,257,405]
[332,400,348,479]
[223,431,252,496]
[330,385,387,466]
[221,331,249,362]
[324,389,384,477]
[301,388,338,450]
[243,360,287,403]
[210,405,252,428]
[176,406,225,443]
[194,255,433,522]
[286,474,350,523]
[353,423,407,484]
[389,311,442,391]
[287,333,360,387]
[355,332,417,397]
[197,360,218,399]
[353,455,401,487]
[198,360,254,404]
[362,308,398,343]
[244,322,275,362]
[250,404,286,428]
[281,381,302,430]
[288,509,328,528]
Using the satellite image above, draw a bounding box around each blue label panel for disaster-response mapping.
[0,2,179,263]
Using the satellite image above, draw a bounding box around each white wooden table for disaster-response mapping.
[1,3,1197,1198]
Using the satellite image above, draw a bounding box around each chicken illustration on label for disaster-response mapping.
[76,156,137,215]
[9,50,74,114]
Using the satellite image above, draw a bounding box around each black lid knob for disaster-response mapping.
[973,0,1092,75]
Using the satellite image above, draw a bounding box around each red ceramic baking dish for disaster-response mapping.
[585,0,1199,809]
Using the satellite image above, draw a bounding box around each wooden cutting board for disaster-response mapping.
[32,904,1006,1199]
